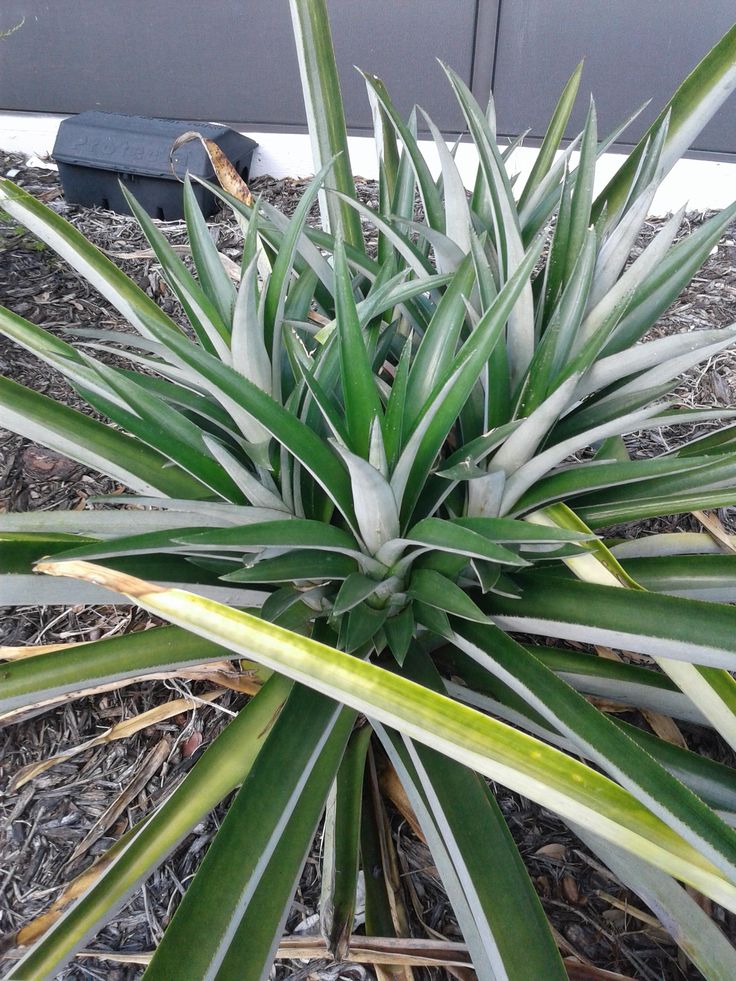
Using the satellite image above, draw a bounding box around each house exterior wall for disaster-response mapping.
[0,1,480,131]
[492,1,736,157]
[1,1,735,158]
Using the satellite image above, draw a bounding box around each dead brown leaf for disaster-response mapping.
[534,842,568,861]
[0,641,91,661]
[378,759,426,844]
[181,730,203,759]
[9,690,224,791]
[170,132,253,205]
[67,737,171,863]
[61,936,473,968]
[640,708,688,748]
[561,875,580,905]
[594,647,687,747]
[692,509,736,553]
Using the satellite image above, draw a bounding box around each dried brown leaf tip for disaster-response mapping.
[202,139,254,206]
[34,559,165,599]
[169,131,254,206]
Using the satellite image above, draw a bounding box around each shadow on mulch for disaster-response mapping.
[1,149,736,980]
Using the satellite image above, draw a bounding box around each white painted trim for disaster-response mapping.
[0,111,68,156]
[2,111,735,216]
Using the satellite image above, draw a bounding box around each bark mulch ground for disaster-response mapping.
[1,149,736,980]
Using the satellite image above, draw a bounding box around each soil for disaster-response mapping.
[1,150,736,981]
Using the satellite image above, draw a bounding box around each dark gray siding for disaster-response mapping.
[0,1,480,131]
[1,1,734,157]
[492,0,736,155]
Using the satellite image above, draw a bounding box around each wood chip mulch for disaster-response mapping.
[1,150,736,980]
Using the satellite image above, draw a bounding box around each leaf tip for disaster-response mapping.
[34,559,165,599]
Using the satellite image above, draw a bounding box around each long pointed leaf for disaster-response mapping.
[142,686,354,980]
[10,674,293,980]
[594,23,736,220]
[288,0,363,245]
[451,620,736,887]
[334,236,383,457]
[38,559,736,910]
[0,375,209,499]
[518,61,584,210]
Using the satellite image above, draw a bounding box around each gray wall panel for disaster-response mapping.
[470,0,502,103]
[1,2,735,157]
[0,1,477,131]
[492,1,736,154]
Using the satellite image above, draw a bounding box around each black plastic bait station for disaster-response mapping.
[53,111,257,220]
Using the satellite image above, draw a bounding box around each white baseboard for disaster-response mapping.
[2,111,735,217]
[0,111,68,156]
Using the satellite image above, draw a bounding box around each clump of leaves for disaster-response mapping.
[2,5,736,978]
